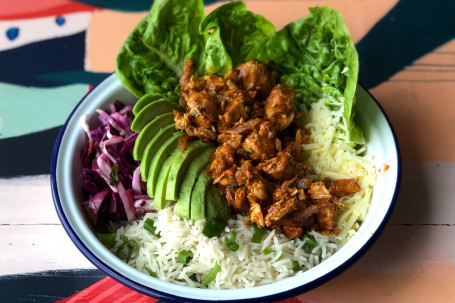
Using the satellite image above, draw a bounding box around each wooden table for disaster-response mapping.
[1,0,455,302]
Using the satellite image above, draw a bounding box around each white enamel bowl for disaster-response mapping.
[51,74,400,303]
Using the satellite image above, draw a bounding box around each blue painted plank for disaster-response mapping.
[0,126,60,177]
[0,269,105,303]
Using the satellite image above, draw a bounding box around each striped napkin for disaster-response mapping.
[56,277,304,303]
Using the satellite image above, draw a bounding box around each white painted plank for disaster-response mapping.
[0,175,59,225]
[1,225,95,275]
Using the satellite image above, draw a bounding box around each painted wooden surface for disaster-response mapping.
[1,0,455,302]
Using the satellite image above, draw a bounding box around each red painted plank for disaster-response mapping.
[56,277,158,303]
[0,1,96,20]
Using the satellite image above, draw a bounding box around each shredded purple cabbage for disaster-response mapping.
[80,101,152,229]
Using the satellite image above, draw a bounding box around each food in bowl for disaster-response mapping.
[77,0,380,290]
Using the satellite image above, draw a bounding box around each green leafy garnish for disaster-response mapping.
[97,233,116,249]
[251,224,266,243]
[302,233,318,253]
[177,250,194,265]
[262,247,272,255]
[116,235,137,262]
[189,273,199,282]
[144,265,157,277]
[201,262,221,286]
[224,232,240,252]
[144,218,161,238]
[202,217,228,238]
[109,163,119,186]
[292,260,300,270]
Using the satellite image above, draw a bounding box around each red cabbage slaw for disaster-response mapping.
[80,101,152,229]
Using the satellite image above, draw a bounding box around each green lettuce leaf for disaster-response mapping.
[116,2,363,145]
[200,1,275,75]
[247,6,364,145]
[199,21,233,76]
[115,0,205,100]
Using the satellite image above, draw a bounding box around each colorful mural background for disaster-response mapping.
[1,0,455,302]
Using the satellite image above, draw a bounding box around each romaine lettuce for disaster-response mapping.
[247,6,364,145]
[116,0,205,101]
[200,1,275,75]
[116,1,363,145]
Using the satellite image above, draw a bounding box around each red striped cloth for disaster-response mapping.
[57,277,157,303]
[56,277,305,303]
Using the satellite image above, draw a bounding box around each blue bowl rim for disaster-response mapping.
[50,74,402,303]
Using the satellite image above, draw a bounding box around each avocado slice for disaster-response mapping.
[140,124,177,181]
[190,167,212,221]
[131,100,180,132]
[146,132,184,198]
[153,147,182,211]
[205,185,231,221]
[133,93,169,115]
[133,112,175,161]
[165,141,212,201]
[174,148,214,219]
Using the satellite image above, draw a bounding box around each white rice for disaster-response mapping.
[113,210,341,289]
[111,99,376,288]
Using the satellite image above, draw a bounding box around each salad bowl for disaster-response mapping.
[51,73,400,302]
